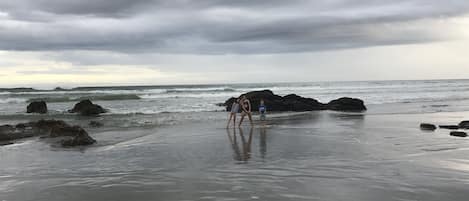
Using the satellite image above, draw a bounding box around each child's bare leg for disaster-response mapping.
[248,113,253,126]
[233,114,236,127]
[239,115,245,127]
[227,113,233,127]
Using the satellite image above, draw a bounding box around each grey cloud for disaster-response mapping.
[16,67,108,75]
[0,0,468,54]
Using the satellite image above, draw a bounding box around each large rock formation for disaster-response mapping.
[26,101,48,114]
[223,90,366,112]
[0,119,96,147]
[69,99,106,116]
[224,90,326,112]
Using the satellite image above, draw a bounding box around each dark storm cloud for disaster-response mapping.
[0,0,469,54]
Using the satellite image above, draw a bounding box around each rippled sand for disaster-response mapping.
[2,111,469,201]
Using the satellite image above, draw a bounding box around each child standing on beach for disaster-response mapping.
[259,99,267,121]
[227,99,240,128]
[239,96,253,127]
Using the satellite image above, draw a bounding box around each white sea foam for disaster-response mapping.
[0,98,27,104]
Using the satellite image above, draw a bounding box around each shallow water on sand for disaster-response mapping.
[2,111,469,201]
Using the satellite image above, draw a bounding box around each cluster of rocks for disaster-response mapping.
[420,121,469,137]
[27,99,107,116]
[13,99,107,147]
[223,90,366,112]
[0,119,96,147]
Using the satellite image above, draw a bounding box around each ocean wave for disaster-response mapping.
[139,92,238,99]
[80,94,141,101]
[27,97,72,103]
[165,88,236,93]
[26,94,141,103]
[0,98,27,104]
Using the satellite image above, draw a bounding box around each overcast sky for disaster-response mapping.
[1,0,469,87]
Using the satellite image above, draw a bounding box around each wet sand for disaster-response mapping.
[2,111,469,201]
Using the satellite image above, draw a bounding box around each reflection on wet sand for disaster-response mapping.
[260,127,267,159]
[226,127,253,162]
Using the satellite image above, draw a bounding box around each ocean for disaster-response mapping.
[2,79,469,117]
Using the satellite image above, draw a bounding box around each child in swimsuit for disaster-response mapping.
[238,96,253,127]
[227,99,240,127]
[259,99,266,121]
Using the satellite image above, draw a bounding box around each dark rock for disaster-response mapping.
[0,124,14,132]
[283,94,326,111]
[224,97,238,111]
[0,125,15,141]
[0,141,14,146]
[0,119,96,147]
[14,123,34,131]
[89,121,103,127]
[50,125,85,138]
[61,128,96,147]
[54,87,68,91]
[69,99,106,116]
[15,123,27,129]
[327,97,367,112]
[458,121,469,129]
[80,105,106,116]
[450,131,468,137]
[69,99,94,112]
[35,119,68,133]
[215,103,225,107]
[26,101,48,114]
[224,90,326,112]
[223,90,366,112]
[0,124,35,141]
[439,125,460,130]
[420,123,437,131]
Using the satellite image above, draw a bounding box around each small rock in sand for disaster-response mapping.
[450,131,468,137]
[439,125,460,130]
[420,123,437,131]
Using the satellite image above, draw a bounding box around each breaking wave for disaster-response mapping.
[165,88,235,93]
[26,94,141,103]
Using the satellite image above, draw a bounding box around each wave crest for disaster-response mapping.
[26,94,141,103]
[165,88,235,93]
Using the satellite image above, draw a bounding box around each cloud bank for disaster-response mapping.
[1,0,469,54]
